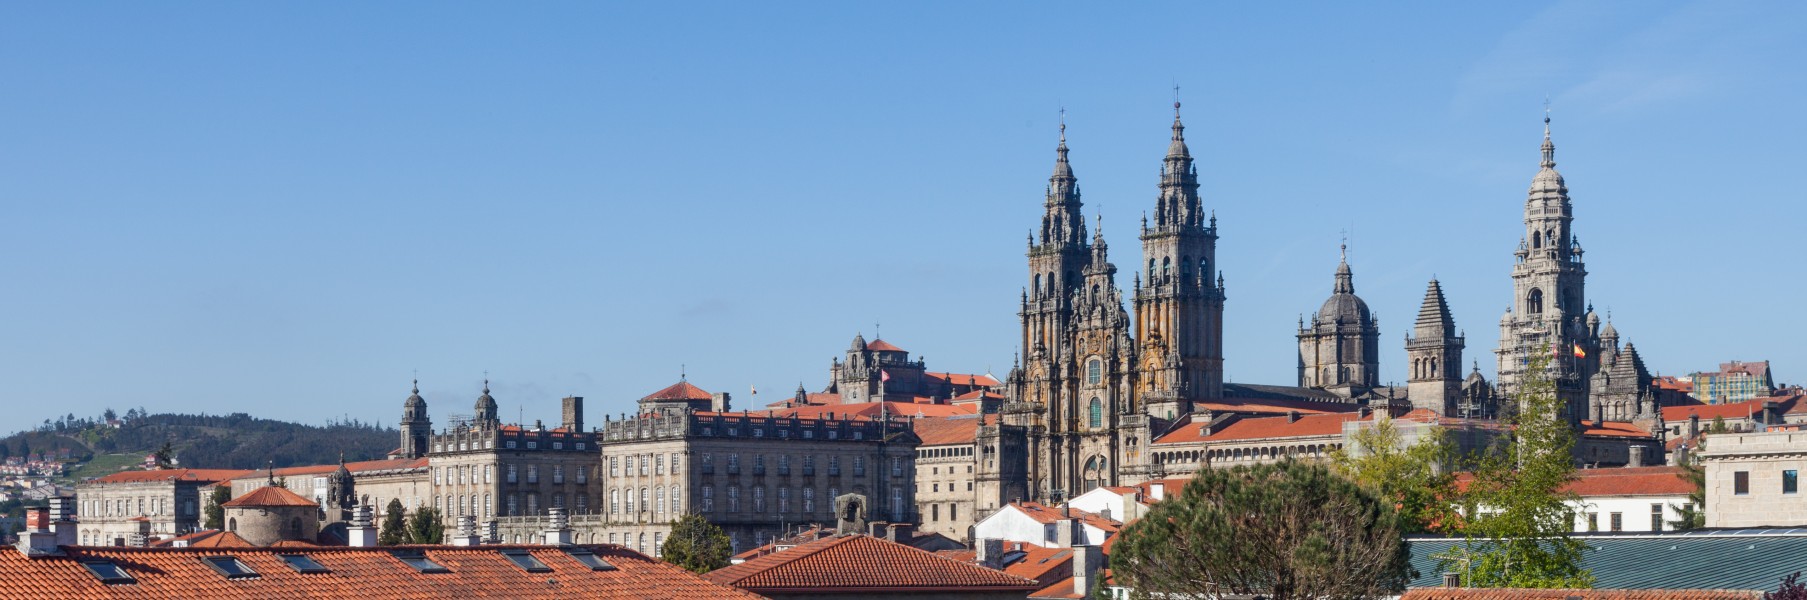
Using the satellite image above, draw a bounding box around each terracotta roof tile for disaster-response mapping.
[925,372,1001,387]
[1563,466,1695,497]
[706,534,1037,593]
[237,458,428,481]
[222,486,318,508]
[953,390,1006,401]
[912,416,981,446]
[771,401,977,419]
[0,544,758,599]
[1401,588,1762,600]
[91,468,255,484]
[1155,411,1364,445]
[1005,502,1121,532]
[865,339,906,352]
[1579,420,1655,438]
[643,380,714,401]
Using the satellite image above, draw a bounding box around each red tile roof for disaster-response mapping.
[1578,420,1655,438]
[953,389,1006,401]
[772,401,978,420]
[1006,502,1122,533]
[1563,466,1695,497]
[926,372,1001,387]
[235,458,428,481]
[222,485,318,508]
[1193,397,1361,416]
[1401,589,1762,600]
[1155,411,1364,445]
[912,416,981,446]
[706,534,1038,594]
[90,468,255,484]
[644,380,714,401]
[154,530,257,548]
[0,544,760,599]
[865,339,906,352]
[994,543,1073,583]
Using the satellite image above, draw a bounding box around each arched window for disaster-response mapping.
[228,517,237,532]
[1161,257,1171,282]
[1090,284,1099,304]
[1181,257,1192,282]
[1033,274,1041,297]
[1199,258,1208,283]
[1089,398,1103,428]
[1148,259,1156,279]
[1527,288,1544,315]
[1430,358,1439,377]
[1086,359,1102,385]
[1533,231,1542,248]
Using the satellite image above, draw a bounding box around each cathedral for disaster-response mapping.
[982,108,1682,503]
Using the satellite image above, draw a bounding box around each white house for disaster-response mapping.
[1565,466,1695,533]
[971,501,1118,549]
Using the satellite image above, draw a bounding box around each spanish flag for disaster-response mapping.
[1573,343,1586,359]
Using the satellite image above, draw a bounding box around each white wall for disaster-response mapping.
[1568,494,1690,533]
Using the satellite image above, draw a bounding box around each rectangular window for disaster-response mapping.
[202,556,259,579]
[1609,512,1622,532]
[485,465,493,484]
[1786,470,1799,494]
[1735,471,1751,495]
[506,440,517,449]
[656,454,665,475]
[527,441,537,450]
[500,549,551,573]
[576,465,588,484]
[640,455,649,476]
[553,465,564,484]
[507,464,518,483]
[527,465,539,484]
[278,554,330,574]
[1651,503,1664,532]
[1586,512,1598,532]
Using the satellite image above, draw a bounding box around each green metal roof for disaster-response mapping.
[1408,530,1807,590]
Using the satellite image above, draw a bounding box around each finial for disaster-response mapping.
[1059,106,1066,143]
[874,320,880,339]
[1173,83,1181,118]
[482,378,490,394]
[411,378,419,394]
[680,364,686,381]
[1339,229,1348,260]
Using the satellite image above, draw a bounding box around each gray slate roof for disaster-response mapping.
[1408,530,1807,590]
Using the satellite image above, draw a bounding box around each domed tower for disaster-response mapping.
[1134,100,1226,413]
[399,380,430,459]
[474,380,500,429]
[1297,245,1380,397]
[324,455,355,524]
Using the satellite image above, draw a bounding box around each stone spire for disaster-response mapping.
[1040,115,1086,248]
[1332,243,1355,294]
[1153,101,1201,229]
[1540,109,1556,169]
[1414,278,1455,335]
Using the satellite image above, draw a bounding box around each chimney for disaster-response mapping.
[1764,401,1782,427]
[132,518,153,548]
[1688,414,1700,439]
[1053,518,1077,547]
[1072,544,1105,596]
[451,515,482,546]
[49,497,77,547]
[1287,410,1300,423]
[346,504,378,548]
[1148,482,1166,502]
[1628,445,1646,468]
[1442,572,1463,587]
[868,521,889,538]
[562,396,584,433]
[886,522,914,544]
[976,538,1005,568]
[484,520,500,544]
[712,392,732,412]
[1358,405,1373,419]
[543,507,572,546]
[15,506,58,556]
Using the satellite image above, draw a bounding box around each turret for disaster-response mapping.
[474,380,500,429]
[399,380,430,459]
[1406,278,1465,415]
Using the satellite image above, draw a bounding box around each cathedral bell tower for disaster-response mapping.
[1133,102,1225,418]
[1495,113,1597,422]
[1405,278,1464,415]
[399,380,430,459]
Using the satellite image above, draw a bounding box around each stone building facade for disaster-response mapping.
[1700,430,1807,528]
[911,415,985,542]
[75,468,249,546]
[488,381,919,554]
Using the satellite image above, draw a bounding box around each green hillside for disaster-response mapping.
[2,411,399,480]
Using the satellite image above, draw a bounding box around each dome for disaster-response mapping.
[1529,167,1567,197]
[1313,257,1371,325]
[404,381,426,409]
[1600,320,1620,339]
[1316,292,1372,324]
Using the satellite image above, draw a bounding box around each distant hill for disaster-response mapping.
[1,411,398,478]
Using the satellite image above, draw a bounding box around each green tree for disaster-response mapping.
[1333,417,1461,535]
[203,485,230,530]
[1669,438,1708,531]
[1442,356,1592,588]
[660,514,732,574]
[406,506,445,545]
[379,499,410,545]
[1768,572,1807,600]
[1111,459,1414,600]
[152,442,175,469]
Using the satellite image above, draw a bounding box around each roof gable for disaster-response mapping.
[705,534,1036,592]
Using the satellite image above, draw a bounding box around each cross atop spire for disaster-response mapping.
[1541,102,1557,169]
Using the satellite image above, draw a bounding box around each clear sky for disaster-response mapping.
[4,2,1803,431]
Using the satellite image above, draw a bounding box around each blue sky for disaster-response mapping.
[4,2,1803,430]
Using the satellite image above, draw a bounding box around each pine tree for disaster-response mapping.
[379,499,410,545]
[1111,459,1414,600]
[1442,355,1593,588]
[661,514,732,574]
[407,507,445,545]
[203,485,230,530]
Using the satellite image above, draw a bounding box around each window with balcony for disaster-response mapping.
[527,465,539,484]
[553,465,564,484]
